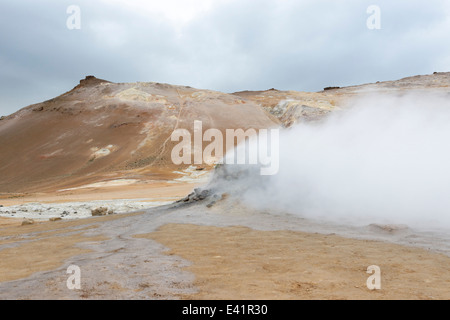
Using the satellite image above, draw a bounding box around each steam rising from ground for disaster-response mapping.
[238,92,450,230]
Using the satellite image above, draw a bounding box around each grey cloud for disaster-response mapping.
[0,0,449,116]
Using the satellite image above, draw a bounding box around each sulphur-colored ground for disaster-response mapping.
[1,182,450,300]
[0,181,194,290]
[0,212,144,283]
[141,223,450,300]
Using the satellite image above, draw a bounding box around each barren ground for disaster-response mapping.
[143,223,450,300]
[0,183,449,300]
[1,73,449,299]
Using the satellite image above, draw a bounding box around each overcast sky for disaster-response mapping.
[1,0,449,115]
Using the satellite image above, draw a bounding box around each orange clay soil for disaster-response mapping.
[140,223,450,300]
[0,211,144,283]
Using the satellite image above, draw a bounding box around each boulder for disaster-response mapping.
[323,86,340,91]
[21,218,35,226]
[91,207,108,216]
[91,207,115,216]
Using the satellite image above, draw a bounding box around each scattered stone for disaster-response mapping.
[199,191,208,200]
[324,86,340,91]
[176,188,229,209]
[368,223,410,234]
[32,106,44,112]
[21,218,35,226]
[192,189,209,201]
[0,204,3,207]
[50,217,62,222]
[91,207,108,216]
[177,188,211,204]
[206,193,227,208]
[108,209,115,215]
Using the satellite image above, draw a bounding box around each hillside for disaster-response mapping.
[234,72,450,127]
[0,72,448,195]
[0,76,278,194]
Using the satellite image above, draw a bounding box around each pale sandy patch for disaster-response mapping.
[0,181,198,206]
[58,179,140,191]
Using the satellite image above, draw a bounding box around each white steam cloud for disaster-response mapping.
[242,92,450,230]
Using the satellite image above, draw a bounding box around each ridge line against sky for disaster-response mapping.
[1,0,449,116]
